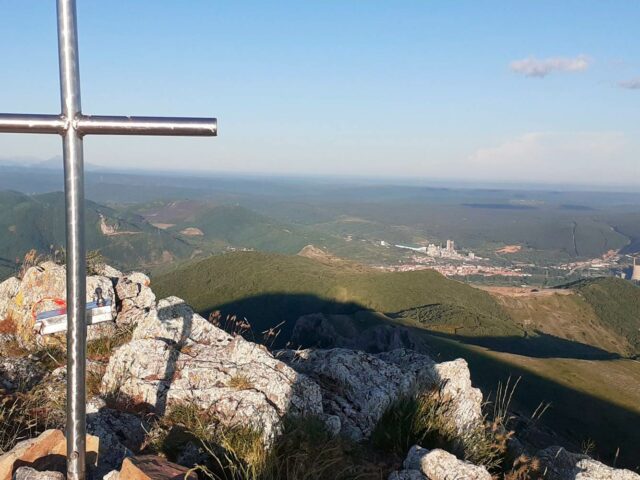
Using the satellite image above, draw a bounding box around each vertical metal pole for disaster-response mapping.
[57,0,86,479]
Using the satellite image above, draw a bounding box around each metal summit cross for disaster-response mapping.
[0,1,217,479]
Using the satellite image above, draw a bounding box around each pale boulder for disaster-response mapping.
[536,446,640,480]
[13,467,64,480]
[5,262,115,345]
[403,445,491,480]
[0,277,20,324]
[102,297,323,441]
[278,348,484,441]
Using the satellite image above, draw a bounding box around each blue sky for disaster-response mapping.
[0,1,639,186]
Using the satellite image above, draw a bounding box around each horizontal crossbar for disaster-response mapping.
[75,115,217,136]
[0,113,217,136]
[0,113,66,134]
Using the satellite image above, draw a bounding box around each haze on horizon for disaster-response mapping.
[1,1,639,187]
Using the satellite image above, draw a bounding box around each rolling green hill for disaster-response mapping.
[152,251,518,342]
[0,191,197,280]
[574,278,640,356]
[170,205,337,254]
[152,251,640,468]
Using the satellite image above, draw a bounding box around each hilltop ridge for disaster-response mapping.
[0,191,198,280]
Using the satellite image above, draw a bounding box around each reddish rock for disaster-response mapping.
[0,430,64,480]
[119,456,197,480]
[0,430,99,480]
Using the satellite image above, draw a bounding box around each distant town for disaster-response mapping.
[377,239,530,278]
[377,237,640,283]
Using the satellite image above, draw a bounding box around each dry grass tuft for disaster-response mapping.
[87,324,134,362]
[146,403,381,480]
[371,376,547,477]
[504,454,542,480]
[372,384,507,471]
[16,249,44,279]
[0,382,65,454]
[207,312,286,351]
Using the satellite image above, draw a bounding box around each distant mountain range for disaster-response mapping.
[0,156,105,171]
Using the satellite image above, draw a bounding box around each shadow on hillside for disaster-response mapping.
[205,292,622,360]
[202,292,368,349]
[416,330,640,471]
[199,293,640,471]
[428,330,621,360]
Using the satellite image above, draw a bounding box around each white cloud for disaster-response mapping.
[618,77,640,90]
[468,132,635,185]
[510,55,591,78]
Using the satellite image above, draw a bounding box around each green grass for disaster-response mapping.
[168,204,348,255]
[573,278,640,356]
[0,191,197,280]
[152,251,516,343]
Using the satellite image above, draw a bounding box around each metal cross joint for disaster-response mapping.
[0,1,217,479]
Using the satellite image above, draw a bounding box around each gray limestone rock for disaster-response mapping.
[87,408,147,477]
[13,467,65,480]
[277,348,484,441]
[403,445,491,480]
[102,296,323,441]
[536,446,640,480]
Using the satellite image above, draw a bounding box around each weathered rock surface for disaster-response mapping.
[378,349,483,436]
[392,445,491,480]
[0,277,20,324]
[114,273,155,328]
[131,296,223,346]
[291,311,416,353]
[536,446,640,480]
[388,470,425,480]
[94,264,123,281]
[102,296,323,440]
[277,348,483,440]
[12,467,64,480]
[119,455,197,480]
[87,408,147,476]
[277,348,414,439]
[0,430,99,480]
[1,262,115,345]
[0,431,64,480]
[0,356,45,392]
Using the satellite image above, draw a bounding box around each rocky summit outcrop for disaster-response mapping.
[390,445,491,480]
[536,446,640,480]
[3,261,639,479]
[0,262,115,346]
[102,296,323,441]
[276,347,483,440]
